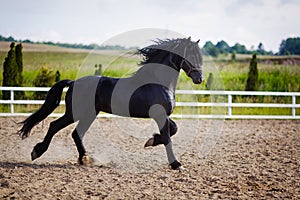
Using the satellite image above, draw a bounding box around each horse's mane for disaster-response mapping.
[137,38,192,65]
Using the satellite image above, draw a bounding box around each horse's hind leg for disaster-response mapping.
[71,118,95,165]
[31,114,74,161]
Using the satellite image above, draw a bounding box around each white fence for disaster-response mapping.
[0,87,299,119]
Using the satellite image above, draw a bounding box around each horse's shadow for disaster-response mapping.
[0,161,84,170]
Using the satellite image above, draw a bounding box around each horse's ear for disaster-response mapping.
[188,36,191,41]
[196,39,200,43]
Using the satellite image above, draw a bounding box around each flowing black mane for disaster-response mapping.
[137,38,194,65]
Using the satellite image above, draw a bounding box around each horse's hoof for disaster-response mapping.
[31,150,38,161]
[170,160,183,170]
[144,137,154,147]
[81,154,94,166]
[178,166,186,172]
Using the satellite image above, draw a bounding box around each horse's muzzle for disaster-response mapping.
[192,75,204,84]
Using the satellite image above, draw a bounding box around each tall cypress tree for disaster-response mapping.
[15,43,24,99]
[15,43,23,86]
[206,73,214,90]
[245,54,259,91]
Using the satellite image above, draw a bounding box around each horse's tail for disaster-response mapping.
[18,79,73,139]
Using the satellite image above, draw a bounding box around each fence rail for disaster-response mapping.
[0,87,299,119]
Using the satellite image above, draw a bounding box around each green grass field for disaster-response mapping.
[0,42,299,116]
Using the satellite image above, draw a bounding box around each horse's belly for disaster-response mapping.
[128,85,175,118]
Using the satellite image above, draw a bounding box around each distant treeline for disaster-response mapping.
[199,37,300,57]
[1,34,299,56]
[202,40,273,57]
[0,35,133,50]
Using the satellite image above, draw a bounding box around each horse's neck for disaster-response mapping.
[134,64,179,92]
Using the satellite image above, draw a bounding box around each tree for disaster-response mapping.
[2,42,24,99]
[55,70,61,82]
[245,54,259,91]
[257,42,265,55]
[94,64,102,75]
[216,40,230,54]
[231,51,236,61]
[203,41,220,57]
[15,43,24,99]
[231,43,249,54]
[206,73,214,90]
[279,37,300,55]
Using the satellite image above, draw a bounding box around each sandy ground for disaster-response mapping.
[0,117,299,199]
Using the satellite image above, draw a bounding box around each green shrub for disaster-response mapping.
[34,66,56,99]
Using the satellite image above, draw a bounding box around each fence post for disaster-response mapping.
[292,95,296,117]
[10,89,14,114]
[228,94,232,117]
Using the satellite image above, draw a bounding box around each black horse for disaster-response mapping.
[18,37,204,170]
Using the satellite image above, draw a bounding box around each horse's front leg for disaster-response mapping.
[161,118,184,170]
[151,114,183,170]
[144,118,177,147]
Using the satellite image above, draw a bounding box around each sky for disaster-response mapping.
[0,0,299,52]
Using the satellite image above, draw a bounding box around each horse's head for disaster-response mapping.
[175,37,204,84]
[138,37,204,84]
